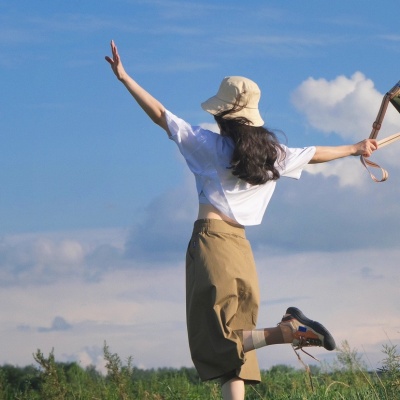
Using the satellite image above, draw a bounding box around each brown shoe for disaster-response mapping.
[279,307,336,351]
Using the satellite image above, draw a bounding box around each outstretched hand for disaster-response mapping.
[353,139,378,157]
[105,40,127,81]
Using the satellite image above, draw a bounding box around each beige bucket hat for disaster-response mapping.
[201,76,264,127]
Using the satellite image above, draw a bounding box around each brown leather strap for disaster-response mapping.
[360,154,389,182]
[360,81,400,182]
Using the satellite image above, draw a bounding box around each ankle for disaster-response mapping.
[279,325,294,344]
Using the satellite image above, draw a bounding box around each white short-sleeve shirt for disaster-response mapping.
[166,110,316,226]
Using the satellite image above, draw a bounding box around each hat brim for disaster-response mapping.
[201,95,264,127]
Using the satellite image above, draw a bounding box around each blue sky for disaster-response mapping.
[1,0,400,372]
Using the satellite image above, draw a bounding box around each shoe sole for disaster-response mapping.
[286,307,336,351]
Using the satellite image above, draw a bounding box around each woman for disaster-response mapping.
[105,41,377,400]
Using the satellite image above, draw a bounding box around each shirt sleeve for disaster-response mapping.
[279,145,316,179]
[166,110,204,154]
[166,109,218,175]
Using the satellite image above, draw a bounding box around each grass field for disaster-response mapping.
[0,340,399,399]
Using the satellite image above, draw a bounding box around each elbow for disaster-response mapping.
[152,109,169,132]
[309,155,322,164]
[149,108,164,124]
[309,147,321,164]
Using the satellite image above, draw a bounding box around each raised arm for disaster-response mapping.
[105,41,169,134]
[309,139,378,164]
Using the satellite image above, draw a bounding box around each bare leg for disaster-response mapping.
[242,326,293,352]
[221,377,245,400]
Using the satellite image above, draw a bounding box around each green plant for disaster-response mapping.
[33,349,67,400]
[379,342,400,393]
[103,341,134,400]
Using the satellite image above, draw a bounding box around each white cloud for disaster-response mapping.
[304,158,368,187]
[292,72,400,140]
[0,258,189,369]
[292,72,400,185]
[0,229,128,285]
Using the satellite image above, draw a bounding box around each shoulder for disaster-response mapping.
[276,145,316,178]
[166,109,220,143]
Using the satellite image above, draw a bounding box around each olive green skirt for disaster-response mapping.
[186,219,261,384]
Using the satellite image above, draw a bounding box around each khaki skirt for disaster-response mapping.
[186,219,261,383]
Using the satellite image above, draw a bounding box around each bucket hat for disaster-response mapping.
[201,76,264,126]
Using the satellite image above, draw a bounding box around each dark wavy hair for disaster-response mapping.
[215,105,284,185]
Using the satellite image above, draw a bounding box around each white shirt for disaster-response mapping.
[166,110,316,226]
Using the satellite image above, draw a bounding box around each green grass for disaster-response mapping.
[0,340,399,399]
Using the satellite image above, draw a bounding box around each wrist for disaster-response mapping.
[117,71,129,82]
[350,144,358,156]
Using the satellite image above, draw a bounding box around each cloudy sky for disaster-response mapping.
[1,0,400,373]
